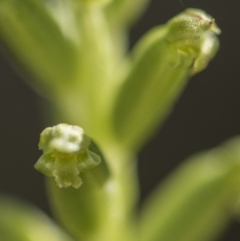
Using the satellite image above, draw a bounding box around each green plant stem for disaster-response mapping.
[100,147,139,241]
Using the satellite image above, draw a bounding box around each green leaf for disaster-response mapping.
[139,138,240,241]
[0,0,79,93]
[0,197,74,241]
[111,9,220,151]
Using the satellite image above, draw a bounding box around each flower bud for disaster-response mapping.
[167,8,220,47]
[112,9,220,150]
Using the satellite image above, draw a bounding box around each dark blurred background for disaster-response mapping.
[0,0,240,240]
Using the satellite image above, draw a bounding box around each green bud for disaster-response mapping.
[167,9,220,47]
[112,9,220,150]
[35,124,101,189]
[166,8,221,75]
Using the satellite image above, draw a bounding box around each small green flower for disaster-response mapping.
[35,124,101,189]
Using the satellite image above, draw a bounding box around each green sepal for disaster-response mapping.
[111,9,220,151]
[54,156,82,189]
[0,197,74,241]
[34,153,55,177]
[78,150,101,172]
[140,138,240,241]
